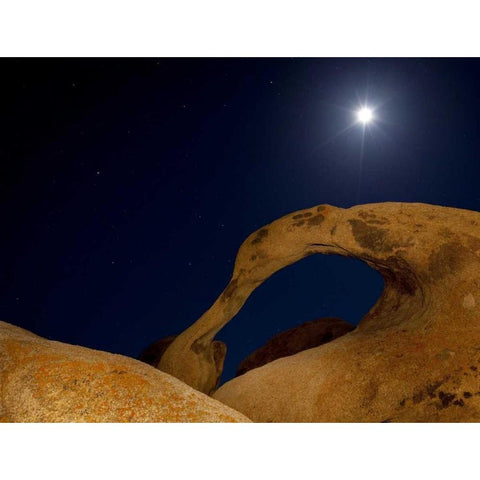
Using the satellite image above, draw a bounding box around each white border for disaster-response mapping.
[0,0,479,56]
[1,423,478,479]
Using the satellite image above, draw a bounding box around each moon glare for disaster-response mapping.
[357,107,373,124]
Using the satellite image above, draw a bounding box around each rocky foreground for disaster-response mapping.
[0,321,249,422]
[3,202,480,422]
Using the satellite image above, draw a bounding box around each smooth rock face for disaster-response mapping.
[160,202,480,422]
[236,318,355,377]
[0,321,250,422]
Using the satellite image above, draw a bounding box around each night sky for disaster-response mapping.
[2,58,480,384]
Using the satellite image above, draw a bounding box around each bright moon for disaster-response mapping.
[357,107,373,124]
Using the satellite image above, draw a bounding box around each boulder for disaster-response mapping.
[138,335,177,366]
[235,317,355,377]
[139,335,227,391]
[0,321,250,422]
[159,202,480,422]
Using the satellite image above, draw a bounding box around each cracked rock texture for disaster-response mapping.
[0,321,250,422]
[160,202,480,422]
[235,317,354,377]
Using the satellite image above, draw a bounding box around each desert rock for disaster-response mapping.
[139,335,227,391]
[160,202,480,422]
[235,317,354,377]
[138,335,178,366]
[0,321,249,422]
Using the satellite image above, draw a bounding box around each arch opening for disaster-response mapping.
[215,253,384,384]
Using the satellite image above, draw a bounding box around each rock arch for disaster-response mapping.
[159,203,480,421]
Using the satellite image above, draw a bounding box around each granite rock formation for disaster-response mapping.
[0,321,249,422]
[139,335,227,390]
[235,317,355,377]
[138,335,178,366]
[159,202,480,422]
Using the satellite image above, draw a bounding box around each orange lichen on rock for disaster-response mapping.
[0,321,250,422]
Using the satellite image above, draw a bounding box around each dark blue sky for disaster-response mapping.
[2,58,480,383]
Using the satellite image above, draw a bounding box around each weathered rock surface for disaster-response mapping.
[160,202,480,422]
[236,317,355,377]
[0,321,250,422]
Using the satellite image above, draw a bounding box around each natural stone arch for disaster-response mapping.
[159,203,480,422]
